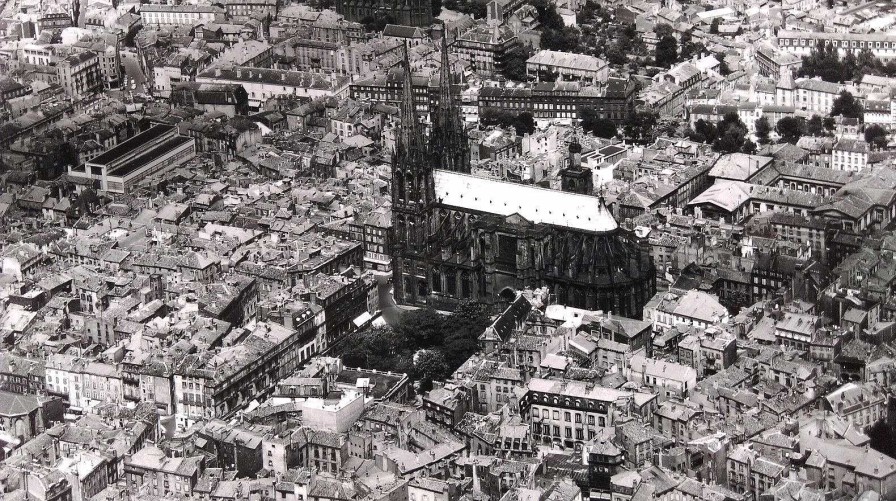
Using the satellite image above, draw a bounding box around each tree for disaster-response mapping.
[694,118,717,144]
[654,23,674,40]
[806,115,824,136]
[755,116,771,144]
[480,108,535,135]
[431,0,441,16]
[776,116,807,144]
[502,47,532,82]
[394,308,446,348]
[712,112,746,153]
[624,110,660,144]
[709,18,720,35]
[442,0,486,18]
[442,301,491,369]
[414,350,449,392]
[531,0,564,30]
[542,26,580,52]
[360,14,395,32]
[581,108,618,138]
[823,116,836,132]
[842,51,858,82]
[855,48,886,81]
[339,327,404,370]
[799,41,858,83]
[868,418,896,458]
[718,59,731,76]
[532,0,578,52]
[513,112,536,135]
[76,188,100,215]
[865,124,889,149]
[655,35,678,68]
[742,138,757,154]
[685,127,704,143]
[606,43,627,65]
[831,90,863,120]
[678,30,704,61]
[576,0,600,24]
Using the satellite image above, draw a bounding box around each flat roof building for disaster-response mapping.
[68,124,196,194]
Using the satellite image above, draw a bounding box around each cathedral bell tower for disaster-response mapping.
[559,130,593,195]
[429,29,470,173]
[392,44,437,303]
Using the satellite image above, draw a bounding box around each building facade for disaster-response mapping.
[56,51,102,101]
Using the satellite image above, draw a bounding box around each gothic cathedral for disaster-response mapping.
[391,39,656,318]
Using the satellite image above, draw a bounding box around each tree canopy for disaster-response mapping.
[831,91,863,120]
[580,108,618,138]
[776,116,806,144]
[865,124,889,149]
[336,302,493,393]
[712,112,747,153]
[655,35,678,68]
[481,109,536,135]
[755,116,771,144]
[502,46,533,82]
[623,110,660,144]
[806,115,825,137]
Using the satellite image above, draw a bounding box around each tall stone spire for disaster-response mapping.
[392,42,435,258]
[397,43,424,164]
[430,30,470,173]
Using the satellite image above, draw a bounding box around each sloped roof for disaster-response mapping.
[433,170,618,233]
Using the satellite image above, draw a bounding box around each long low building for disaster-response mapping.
[478,78,637,125]
[197,66,351,109]
[139,4,223,26]
[68,124,196,193]
[526,49,609,85]
[777,30,896,61]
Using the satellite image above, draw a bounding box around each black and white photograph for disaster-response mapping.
[0,0,894,499]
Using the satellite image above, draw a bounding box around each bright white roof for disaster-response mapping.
[432,170,618,233]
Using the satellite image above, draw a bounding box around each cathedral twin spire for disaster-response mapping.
[429,34,470,173]
[397,43,426,169]
[394,32,469,176]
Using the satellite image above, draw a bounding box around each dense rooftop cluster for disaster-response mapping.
[5,0,896,499]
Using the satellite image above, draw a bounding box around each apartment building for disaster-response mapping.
[57,51,102,101]
[454,23,520,76]
[520,377,654,449]
[831,139,870,172]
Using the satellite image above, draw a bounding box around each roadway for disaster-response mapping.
[376,274,410,327]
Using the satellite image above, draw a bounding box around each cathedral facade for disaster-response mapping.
[391,42,656,318]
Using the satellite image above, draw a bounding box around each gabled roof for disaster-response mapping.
[433,170,618,233]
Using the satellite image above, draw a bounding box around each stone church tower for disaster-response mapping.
[392,44,437,302]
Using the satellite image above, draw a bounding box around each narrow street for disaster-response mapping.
[376,274,407,327]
